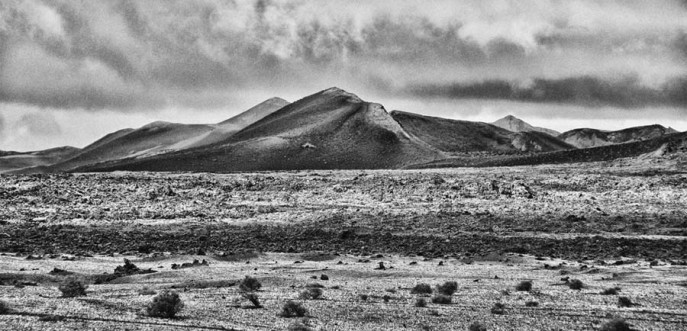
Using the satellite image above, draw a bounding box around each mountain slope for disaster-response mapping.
[559,125,676,148]
[0,146,80,173]
[493,115,560,136]
[179,97,291,149]
[77,88,442,172]
[391,111,574,154]
[47,122,214,172]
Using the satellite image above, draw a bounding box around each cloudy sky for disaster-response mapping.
[1,0,687,151]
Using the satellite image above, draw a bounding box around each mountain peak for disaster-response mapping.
[140,121,178,130]
[493,115,560,136]
[319,87,362,103]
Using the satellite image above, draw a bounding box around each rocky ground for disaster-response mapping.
[0,162,686,329]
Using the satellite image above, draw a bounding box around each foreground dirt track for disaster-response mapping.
[1,162,686,330]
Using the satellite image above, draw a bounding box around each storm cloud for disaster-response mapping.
[0,0,686,111]
[406,76,687,108]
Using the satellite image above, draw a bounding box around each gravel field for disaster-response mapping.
[1,162,686,329]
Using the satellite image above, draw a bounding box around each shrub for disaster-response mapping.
[239,276,262,292]
[359,294,369,301]
[411,283,433,294]
[279,300,307,318]
[436,281,458,295]
[299,288,323,300]
[58,277,88,297]
[0,300,11,314]
[468,322,487,331]
[601,288,619,295]
[428,309,440,316]
[383,294,391,303]
[525,301,539,307]
[568,279,584,290]
[516,280,532,292]
[490,302,506,315]
[618,297,634,307]
[147,291,184,318]
[415,298,427,307]
[431,294,452,304]
[600,318,634,331]
[241,292,262,308]
[320,274,329,281]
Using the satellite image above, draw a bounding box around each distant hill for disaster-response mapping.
[45,122,215,172]
[75,88,443,172]
[18,98,289,173]
[411,131,687,169]
[392,111,574,154]
[0,146,80,173]
[492,115,560,136]
[559,125,677,148]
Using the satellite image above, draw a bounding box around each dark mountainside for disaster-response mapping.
[77,88,443,172]
[391,111,574,154]
[492,115,560,136]
[559,125,677,148]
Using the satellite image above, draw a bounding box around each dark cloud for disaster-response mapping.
[406,76,687,109]
[0,0,686,111]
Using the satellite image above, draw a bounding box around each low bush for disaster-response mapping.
[516,280,533,292]
[600,318,634,331]
[359,294,369,301]
[525,301,539,307]
[436,281,458,295]
[618,297,634,307]
[279,300,307,318]
[568,279,584,290]
[299,288,323,300]
[382,294,391,303]
[490,302,506,315]
[147,291,184,318]
[431,294,452,304]
[58,277,88,297]
[468,322,487,331]
[239,276,262,292]
[415,298,427,307]
[411,283,433,294]
[601,287,620,295]
[0,300,11,314]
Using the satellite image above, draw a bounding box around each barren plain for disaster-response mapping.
[1,160,686,330]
